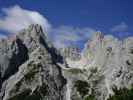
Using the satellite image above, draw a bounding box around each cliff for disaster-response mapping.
[0,25,133,100]
[0,24,67,100]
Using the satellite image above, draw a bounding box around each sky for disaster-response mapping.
[0,0,133,49]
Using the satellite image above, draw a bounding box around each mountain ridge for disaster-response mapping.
[0,24,67,100]
[0,24,133,100]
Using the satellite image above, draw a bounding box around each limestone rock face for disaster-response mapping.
[62,32,133,100]
[0,24,66,100]
[0,25,133,100]
[59,47,81,61]
[0,35,30,92]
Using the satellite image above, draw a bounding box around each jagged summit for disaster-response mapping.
[15,24,48,52]
[0,25,133,100]
[0,24,66,100]
[62,31,133,100]
[0,24,53,81]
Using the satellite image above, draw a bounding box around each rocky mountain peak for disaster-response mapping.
[0,24,50,81]
[15,24,46,52]
[0,24,66,100]
[0,25,133,100]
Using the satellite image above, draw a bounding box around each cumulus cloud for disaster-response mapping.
[111,22,128,32]
[49,26,96,48]
[0,5,51,34]
[0,5,96,49]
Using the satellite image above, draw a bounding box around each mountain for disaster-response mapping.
[61,32,133,100]
[0,24,67,100]
[0,25,133,100]
[59,47,81,61]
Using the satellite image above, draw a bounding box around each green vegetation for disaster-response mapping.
[8,89,31,100]
[90,67,98,73]
[108,86,133,100]
[74,80,96,100]
[24,62,42,81]
[84,95,95,100]
[8,84,48,100]
[24,69,37,81]
[74,80,90,97]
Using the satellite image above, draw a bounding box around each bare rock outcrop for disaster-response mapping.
[0,24,66,100]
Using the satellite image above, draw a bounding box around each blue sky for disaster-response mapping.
[0,0,133,48]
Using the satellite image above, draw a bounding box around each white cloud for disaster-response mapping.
[49,26,96,48]
[111,22,128,32]
[0,5,51,34]
[0,5,96,49]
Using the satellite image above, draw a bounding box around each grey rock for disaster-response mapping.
[59,47,81,61]
[0,25,133,100]
[60,32,133,100]
[0,24,66,100]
